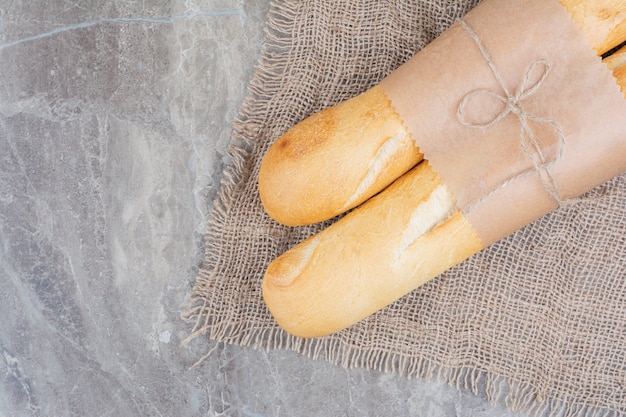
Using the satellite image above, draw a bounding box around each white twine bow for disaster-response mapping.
[457,19,566,212]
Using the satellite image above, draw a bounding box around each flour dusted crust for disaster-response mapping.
[262,162,484,338]
[258,85,423,226]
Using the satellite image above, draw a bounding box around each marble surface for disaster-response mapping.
[0,1,530,416]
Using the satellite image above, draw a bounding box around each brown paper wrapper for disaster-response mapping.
[380,0,626,247]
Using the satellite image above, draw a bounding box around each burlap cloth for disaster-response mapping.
[185,1,626,415]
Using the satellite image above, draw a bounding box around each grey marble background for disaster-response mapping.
[0,1,530,416]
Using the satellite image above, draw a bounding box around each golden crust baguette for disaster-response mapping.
[259,0,626,228]
[262,162,483,338]
[259,86,423,226]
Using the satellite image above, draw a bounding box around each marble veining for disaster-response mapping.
[0,8,247,52]
[0,1,530,416]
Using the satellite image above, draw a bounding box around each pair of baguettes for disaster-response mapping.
[259,0,626,338]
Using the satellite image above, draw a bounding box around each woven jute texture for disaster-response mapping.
[185,1,626,415]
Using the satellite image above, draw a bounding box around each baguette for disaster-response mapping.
[262,162,483,338]
[259,86,423,226]
[259,0,626,227]
[262,2,626,338]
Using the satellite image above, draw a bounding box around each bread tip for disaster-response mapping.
[263,235,320,288]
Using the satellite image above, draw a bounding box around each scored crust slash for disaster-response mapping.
[258,0,626,338]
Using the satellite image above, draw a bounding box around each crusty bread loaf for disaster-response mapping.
[259,1,626,228]
[258,85,423,226]
[262,162,484,338]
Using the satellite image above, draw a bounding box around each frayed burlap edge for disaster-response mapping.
[182,2,624,416]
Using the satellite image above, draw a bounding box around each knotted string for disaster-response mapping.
[456,19,567,213]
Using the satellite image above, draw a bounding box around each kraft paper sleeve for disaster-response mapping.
[380,0,626,247]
